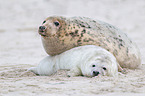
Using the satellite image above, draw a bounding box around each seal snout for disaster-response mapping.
[93,71,100,76]
[39,26,46,36]
[39,26,46,32]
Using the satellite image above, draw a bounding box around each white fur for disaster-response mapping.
[28,45,119,77]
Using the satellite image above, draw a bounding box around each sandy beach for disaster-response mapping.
[0,0,145,96]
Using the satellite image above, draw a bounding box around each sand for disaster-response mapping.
[0,0,145,96]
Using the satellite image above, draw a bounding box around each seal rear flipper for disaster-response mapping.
[28,67,39,75]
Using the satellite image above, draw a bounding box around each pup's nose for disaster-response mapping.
[39,26,46,31]
[93,71,99,76]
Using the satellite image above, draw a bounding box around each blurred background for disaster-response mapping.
[0,0,145,65]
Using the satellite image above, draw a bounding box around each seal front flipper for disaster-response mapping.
[117,63,126,74]
[67,67,82,77]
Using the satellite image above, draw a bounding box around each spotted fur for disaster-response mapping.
[39,16,141,69]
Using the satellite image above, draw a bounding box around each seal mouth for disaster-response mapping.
[38,31,47,37]
[38,26,47,36]
[40,33,46,36]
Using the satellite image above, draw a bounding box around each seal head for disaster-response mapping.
[38,16,66,38]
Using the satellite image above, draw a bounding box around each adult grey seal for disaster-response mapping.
[38,16,141,69]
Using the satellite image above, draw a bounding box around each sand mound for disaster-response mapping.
[0,64,145,96]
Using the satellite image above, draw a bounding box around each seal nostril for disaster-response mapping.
[39,26,46,30]
[93,71,99,76]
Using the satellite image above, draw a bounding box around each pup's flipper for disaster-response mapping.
[67,67,82,77]
[28,67,39,75]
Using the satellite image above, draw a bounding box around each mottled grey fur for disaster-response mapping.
[39,16,141,69]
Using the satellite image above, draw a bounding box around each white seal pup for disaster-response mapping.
[29,45,121,77]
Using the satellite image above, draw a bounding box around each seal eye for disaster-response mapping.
[42,20,46,24]
[103,67,107,70]
[92,65,96,67]
[54,21,60,26]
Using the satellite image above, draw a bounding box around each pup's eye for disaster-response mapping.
[42,20,46,24]
[92,65,95,67]
[54,21,60,26]
[102,67,107,70]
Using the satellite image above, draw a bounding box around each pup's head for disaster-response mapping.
[81,59,118,77]
[38,16,67,38]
